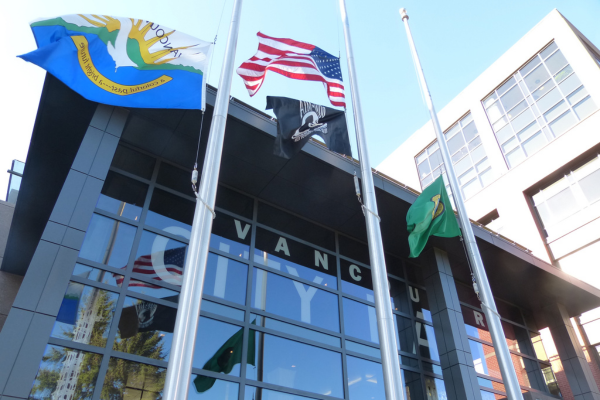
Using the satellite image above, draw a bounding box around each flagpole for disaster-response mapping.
[399,9,524,400]
[162,0,243,398]
[338,1,405,399]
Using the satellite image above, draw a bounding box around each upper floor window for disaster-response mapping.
[532,154,600,239]
[415,113,493,200]
[483,42,597,169]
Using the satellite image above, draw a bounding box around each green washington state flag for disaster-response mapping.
[406,175,461,258]
[193,323,256,392]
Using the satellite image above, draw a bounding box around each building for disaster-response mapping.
[1,62,600,400]
[378,8,600,399]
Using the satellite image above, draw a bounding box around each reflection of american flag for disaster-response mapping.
[116,247,186,288]
[237,32,345,108]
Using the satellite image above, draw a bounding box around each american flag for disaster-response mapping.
[115,247,185,288]
[237,32,345,108]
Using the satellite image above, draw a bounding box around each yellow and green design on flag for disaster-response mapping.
[406,175,461,258]
[19,14,213,109]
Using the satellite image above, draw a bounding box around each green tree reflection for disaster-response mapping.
[29,289,115,400]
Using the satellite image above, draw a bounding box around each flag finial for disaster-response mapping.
[399,8,409,20]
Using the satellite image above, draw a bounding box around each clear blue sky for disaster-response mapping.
[1,0,599,196]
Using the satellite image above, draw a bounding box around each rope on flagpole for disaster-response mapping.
[192,0,229,194]
[449,166,500,320]
[195,190,216,219]
[353,171,381,222]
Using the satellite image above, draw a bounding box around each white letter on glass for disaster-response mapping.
[286,265,322,324]
[314,251,328,270]
[474,311,485,327]
[234,220,251,240]
[415,311,429,348]
[274,237,290,256]
[409,286,420,303]
[349,264,362,281]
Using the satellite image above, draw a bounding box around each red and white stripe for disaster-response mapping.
[114,255,183,288]
[237,32,346,108]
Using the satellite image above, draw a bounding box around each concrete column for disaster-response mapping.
[422,248,483,400]
[545,303,600,400]
[575,316,600,388]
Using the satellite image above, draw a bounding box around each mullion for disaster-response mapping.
[466,334,545,362]
[93,207,141,226]
[251,324,342,354]
[48,337,106,355]
[248,307,342,339]
[254,221,338,256]
[69,275,120,293]
[200,310,245,328]
[345,350,381,364]
[245,379,342,400]
[108,166,152,186]
[75,257,133,276]
[237,197,258,400]
[128,271,181,292]
[252,263,338,295]
[90,155,161,400]
[335,232,351,400]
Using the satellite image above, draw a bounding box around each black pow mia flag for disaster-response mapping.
[118,296,178,339]
[267,96,352,159]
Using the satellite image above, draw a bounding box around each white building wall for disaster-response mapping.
[379,9,600,266]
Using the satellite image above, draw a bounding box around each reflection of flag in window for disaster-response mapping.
[115,247,186,288]
[193,322,256,392]
[56,282,85,325]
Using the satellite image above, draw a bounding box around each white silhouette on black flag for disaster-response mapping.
[267,96,352,159]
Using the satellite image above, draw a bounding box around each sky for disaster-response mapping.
[1,0,599,198]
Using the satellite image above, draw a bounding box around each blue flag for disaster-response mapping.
[20,15,213,110]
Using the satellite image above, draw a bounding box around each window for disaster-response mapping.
[483,42,597,168]
[5,159,24,204]
[29,345,102,400]
[415,113,493,199]
[532,155,600,238]
[51,282,118,347]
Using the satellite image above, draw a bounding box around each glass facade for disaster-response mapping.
[532,154,600,239]
[28,144,452,400]
[5,159,24,204]
[27,144,563,400]
[456,283,562,399]
[415,113,493,200]
[483,41,597,169]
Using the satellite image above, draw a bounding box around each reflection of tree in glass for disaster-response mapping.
[54,288,116,347]
[101,357,166,400]
[29,346,101,400]
[86,289,117,347]
[113,329,167,361]
[101,299,169,399]
[29,289,116,400]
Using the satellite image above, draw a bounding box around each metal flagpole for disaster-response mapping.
[162,0,244,398]
[338,1,405,399]
[399,9,524,400]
